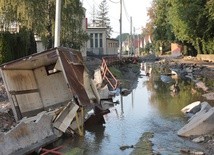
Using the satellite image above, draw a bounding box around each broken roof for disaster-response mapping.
[0,47,91,107]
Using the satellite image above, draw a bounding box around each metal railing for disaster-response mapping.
[101,58,118,90]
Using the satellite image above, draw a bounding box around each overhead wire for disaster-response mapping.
[122,0,130,22]
[108,0,120,4]
[85,0,93,10]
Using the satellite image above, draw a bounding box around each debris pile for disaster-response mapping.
[0,47,118,154]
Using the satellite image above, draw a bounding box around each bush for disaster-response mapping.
[0,28,37,64]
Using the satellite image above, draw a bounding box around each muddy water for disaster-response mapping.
[61,64,208,155]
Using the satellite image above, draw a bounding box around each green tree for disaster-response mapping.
[96,0,112,38]
[146,0,175,54]
[168,0,207,54]
[0,0,88,50]
[60,0,89,49]
[146,0,214,55]
[0,28,36,63]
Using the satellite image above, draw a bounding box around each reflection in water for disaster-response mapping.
[120,94,124,116]
[145,62,203,117]
[61,62,207,155]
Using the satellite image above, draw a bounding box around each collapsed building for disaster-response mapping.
[0,47,116,155]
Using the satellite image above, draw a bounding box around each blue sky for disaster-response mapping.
[82,0,153,38]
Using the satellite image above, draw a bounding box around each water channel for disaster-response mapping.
[60,63,209,155]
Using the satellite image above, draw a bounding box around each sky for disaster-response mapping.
[82,0,153,38]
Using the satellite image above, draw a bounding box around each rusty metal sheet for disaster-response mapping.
[58,49,90,106]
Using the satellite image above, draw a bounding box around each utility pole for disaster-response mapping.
[119,0,122,58]
[138,34,140,56]
[133,27,135,56]
[54,0,61,47]
[130,17,132,56]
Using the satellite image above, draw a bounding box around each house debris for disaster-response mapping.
[0,47,117,155]
[178,101,214,137]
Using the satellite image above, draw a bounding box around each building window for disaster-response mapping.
[99,33,103,48]
[90,33,93,48]
[95,33,98,48]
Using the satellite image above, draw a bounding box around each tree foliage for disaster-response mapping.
[96,0,112,38]
[0,28,36,63]
[0,0,88,49]
[146,0,214,55]
[60,0,89,49]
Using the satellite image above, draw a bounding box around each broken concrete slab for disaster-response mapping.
[178,107,214,137]
[195,81,208,92]
[192,136,205,143]
[188,102,212,122]
[0,112,58,155]
[99,85,111,99]
[93,68,103,88]
[181,101,201,114]
[202,92,214,100]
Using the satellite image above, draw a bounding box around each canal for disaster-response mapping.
[60,62,207,155]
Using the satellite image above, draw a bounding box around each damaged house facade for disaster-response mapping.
[0,47,112,154]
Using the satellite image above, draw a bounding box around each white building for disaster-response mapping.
[86,27,118,56]
[86,27,107,55]
[106,38,119,55]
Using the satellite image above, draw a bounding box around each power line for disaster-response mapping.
[108,0,120,4]
[122,0,130,22]
[85,0,93,10]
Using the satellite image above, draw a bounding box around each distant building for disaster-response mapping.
[86,26,118,56]
[0,21,19,33]
[106,38,119,55]
[34,34,45,53]
[171,43,183,57]
[86,27,107,55]
[122,38,129,53]
[143,35,152,48]
[0,21,45,53]
[121,35,143,56]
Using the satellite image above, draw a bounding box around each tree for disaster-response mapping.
[168,0,210,54]
[0,28,36,63]
[60,0,89,49]
[96,0,112,38]
[0,0,88,50]
[145,0,175,54]
[146,0,214,55]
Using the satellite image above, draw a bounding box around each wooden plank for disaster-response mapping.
[9,89,39,95]
[53,102,79,132]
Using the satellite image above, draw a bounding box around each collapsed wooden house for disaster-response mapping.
[0,47,102,128]
[0,47,117,154]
